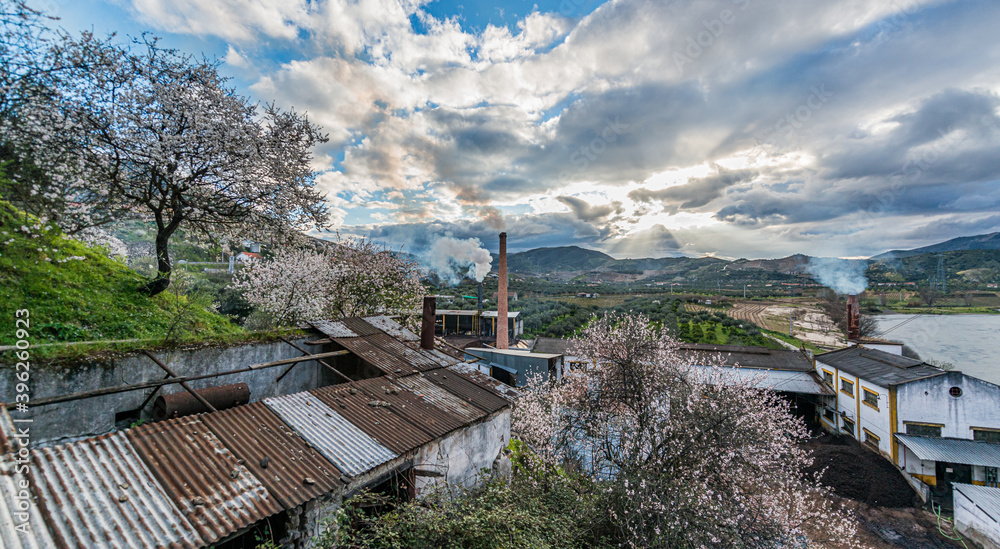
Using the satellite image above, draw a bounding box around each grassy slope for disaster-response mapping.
[0,200,243,352]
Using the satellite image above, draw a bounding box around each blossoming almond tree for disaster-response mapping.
[7,31,329,295]
[512,313,860,548]
[232,238,424,326]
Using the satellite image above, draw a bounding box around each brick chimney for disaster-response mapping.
[497,232,508,349]
[421,296,436,350]
[846,294,860,341]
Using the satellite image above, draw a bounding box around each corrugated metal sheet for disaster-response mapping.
[311,384,435,454]
[690,365,832,395]
[332,336,419,376]
[447,363,520,400]
[954,483,1000,522]
[201,402,343,509]
[127,416,282,544]
[310,320,358,339]
[895,435,1000,467]
[0,457,56,549]
[264,392,396,477]
[362,316,419,341]
[422,369,510,414]
[350,378,469,437]
[30,432,205,549]
[0,405,56,549]
[392,375,486,422]
[341,317,383,337]
[363,333,442,372]
[680,344,815,372]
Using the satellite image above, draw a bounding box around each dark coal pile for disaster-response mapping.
[803,435,916,508]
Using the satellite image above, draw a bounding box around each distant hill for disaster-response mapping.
[872,232,1000,260]
[505,246,614,272]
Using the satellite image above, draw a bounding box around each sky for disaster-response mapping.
[49,0,1000,260]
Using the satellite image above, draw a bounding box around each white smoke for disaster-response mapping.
[422,236,493,285]
[805,257,869,294]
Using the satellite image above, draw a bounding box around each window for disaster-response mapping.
[842,418,855,436]
[863,429,880,449]
[973,429,1000,444]
[840,378,854,397]
[863,388,879,410]
[822,369,834,387]
[905,423,942,437]
[949,386,963,397]
[824,408,836,422]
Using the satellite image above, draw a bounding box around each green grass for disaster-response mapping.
[760,328,824,354]
[0,200,244,356]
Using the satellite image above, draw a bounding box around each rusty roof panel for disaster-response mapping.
[332,337,418,376]
[363,333,443,372]
[0,459,56,549]
[127,416,282,544]
[341,317,383,337]
[447,363,520,401]
[311,384,434,454]
[29,432,205,549]
[264,392,396,477]
[362,316,419,341]
[310,320,358,338]
[392,375,486,423]
[422,369,509,414]
[201,402,343,509]
[352,378,468,438]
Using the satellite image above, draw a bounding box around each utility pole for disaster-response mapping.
[789,314,794,337]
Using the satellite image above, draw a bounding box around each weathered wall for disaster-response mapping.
[413,409,511,496]
[896,371,1000,439]
[0,338,343,447]
[954,485,1000,549]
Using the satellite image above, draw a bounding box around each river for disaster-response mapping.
[873,314,1000,386]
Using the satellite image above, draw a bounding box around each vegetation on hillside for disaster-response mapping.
[0,199,242,349]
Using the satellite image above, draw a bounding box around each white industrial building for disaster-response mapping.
[816,345,1000,502]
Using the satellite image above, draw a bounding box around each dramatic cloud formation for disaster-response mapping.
[65,0,1000,258]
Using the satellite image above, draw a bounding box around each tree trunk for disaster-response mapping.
[140,215,180,296]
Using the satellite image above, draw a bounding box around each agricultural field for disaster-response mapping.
[687,298,844,350]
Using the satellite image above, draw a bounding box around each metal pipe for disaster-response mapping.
[421,296,436,350]
[21,350,350,408]
[143,350,218,413]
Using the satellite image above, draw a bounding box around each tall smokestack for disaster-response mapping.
[846,295,860,341]
[421,296,436,350]
[497,232,509,349]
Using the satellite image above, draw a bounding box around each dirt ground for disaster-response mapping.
[803,435,977,548]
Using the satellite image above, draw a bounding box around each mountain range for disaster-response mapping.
[871,232,1000,260]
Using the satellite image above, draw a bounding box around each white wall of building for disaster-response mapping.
[896,372,1000,440]
[954,485,1000,549]
[413,409,511,496]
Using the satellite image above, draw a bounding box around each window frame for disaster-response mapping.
[863,428,880,449]
[842,417,855,436]
[973,428,1000,444]
[862,387,880,410]
[904,421,943,438]
[840,378,855,397]
[821,369,834,387]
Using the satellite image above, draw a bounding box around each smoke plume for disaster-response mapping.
[421,236,493,285]
[805,257,869,294]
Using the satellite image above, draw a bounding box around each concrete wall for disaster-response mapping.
[896,371,1000,439]
[954,485,1000,549]
[856,380,892,457]
[900,444,937,485]
[414,409,511,495]
[0,338,340,447]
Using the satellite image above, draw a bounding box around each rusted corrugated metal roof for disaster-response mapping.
[362,333,443,372]
[352,377,469,438]
[332,336,419,376]
[393,375,486,422]
[0,405,57,549]
[127,416,282,544]
[311,384,435,454]
[310,320,358,338]
[30,432,206,549]
[264,392,397,477]
[422,369,510,414]
[362,316,419,341]
[341,317,383,337]
[447,363,521,400]
[201,402,343,509]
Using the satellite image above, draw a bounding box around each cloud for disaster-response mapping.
[556,196,622,221]
[630,164,756,213]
